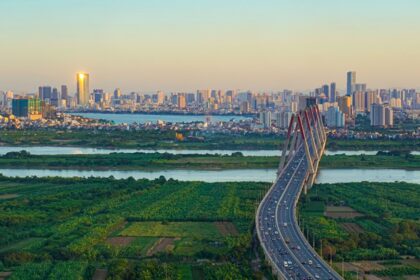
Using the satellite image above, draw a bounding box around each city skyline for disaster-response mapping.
[1,0,420,93]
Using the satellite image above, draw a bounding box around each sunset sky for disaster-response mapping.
[1,0,419,93]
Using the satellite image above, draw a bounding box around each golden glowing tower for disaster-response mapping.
[76,72,89,106]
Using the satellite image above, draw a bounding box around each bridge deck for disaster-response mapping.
[256,145,343,279]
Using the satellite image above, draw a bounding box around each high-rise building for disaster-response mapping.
[347,71,356,96]
[355,83,367,92]
[38,86,52,102]
[185,93,195,104]
[61,85,68,100]
[384,106,394,127]
[326,106,345,128]
[390,98,402,108]
[93,89,104,103]
[274,110,293,129]
[370,103,384,127]
[322,84,329,99]
[12,97,42,120]
[370,103,393,127]
[337,95,352,117]
[353,91,365,113]
[330,82,336,103]
[240,101,249,113]
[197,89,210,104]
[156,91,165,104]
[113,88,121,99]
[51,88,60,107]
[365,91,380,112]
[259,111,272,129]
[177,93,186,109]
[76,72,90,106]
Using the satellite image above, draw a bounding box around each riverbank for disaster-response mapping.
[0,168,418,184]
[0,151,419,171]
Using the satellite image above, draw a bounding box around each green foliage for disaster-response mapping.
[0,176,268,278]
[301,182,420,261]
[8,262,52,280]
[48,261,88,280]
[372,265,420,277]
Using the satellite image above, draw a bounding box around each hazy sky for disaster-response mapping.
[1,0,419,94]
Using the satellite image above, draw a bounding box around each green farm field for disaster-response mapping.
[0,176,270,279]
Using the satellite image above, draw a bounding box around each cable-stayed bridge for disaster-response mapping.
[256,106,343,280]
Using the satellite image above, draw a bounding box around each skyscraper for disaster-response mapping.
[330,82,336,103]
[338,95,352,117]
[38,86,52,102]
[76,72,89,106]
[347,71,356,96]
[177,93,186,109]
[51,88,60,107]
[61,85,68,100]
[114,88,121,99]
[322,84,329,100]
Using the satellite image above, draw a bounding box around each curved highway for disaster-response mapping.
[256,143,343,280]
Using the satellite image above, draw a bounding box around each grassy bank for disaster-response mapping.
[0,150,418,170]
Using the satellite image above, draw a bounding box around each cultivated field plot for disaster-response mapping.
[117,236,160,258]
[91,268,108,280]
[0,193,19,200]
[119,221,223,240]
[339,259,420,280]
[147,237,176,256]
[325,206,364,219]
[106,236,136,247]
[340,222,364,234]
[214,221,239,236]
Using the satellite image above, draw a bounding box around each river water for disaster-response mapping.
[72,112,250,124]
[0,168,418,184]
[0,146,417,156]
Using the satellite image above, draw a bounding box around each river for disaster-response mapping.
[0,146,417,156]
[72,112,250,124]
[0,168,418,184]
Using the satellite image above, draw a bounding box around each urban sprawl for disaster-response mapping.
[1,71,419,137]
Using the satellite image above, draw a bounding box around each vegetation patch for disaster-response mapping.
[325,206,364,219]
[0,238,45,253]
[119,221,222,240]
[0,176,267,279]
[301,182,420,265]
